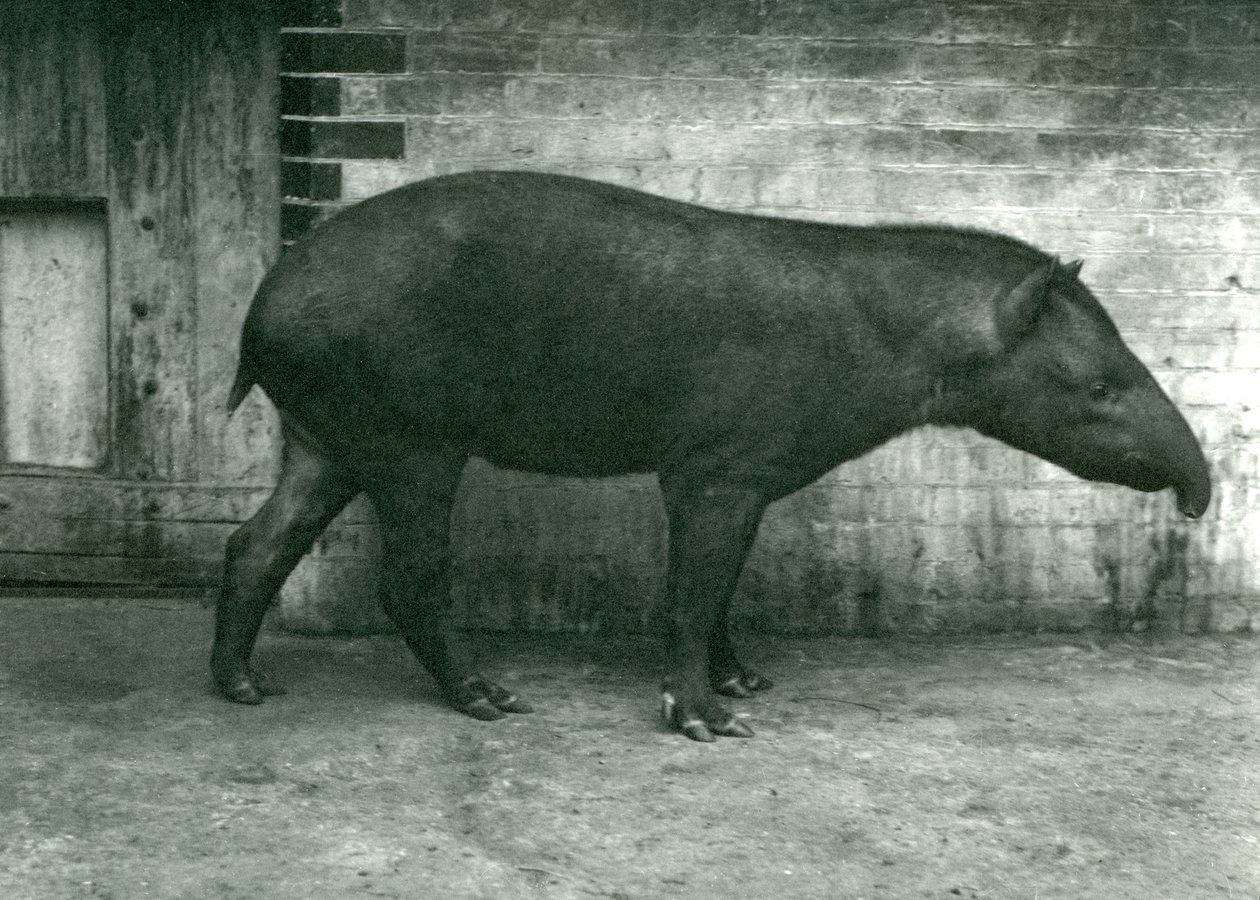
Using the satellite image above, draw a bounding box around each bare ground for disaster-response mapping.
[0,597,1256,899]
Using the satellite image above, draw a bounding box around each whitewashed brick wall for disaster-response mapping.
[279,0,1260,634]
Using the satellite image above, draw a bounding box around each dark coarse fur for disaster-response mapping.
[216,170,1209,742]
[230,171,1052,495]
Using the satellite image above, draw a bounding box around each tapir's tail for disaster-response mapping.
[226,367,254,414]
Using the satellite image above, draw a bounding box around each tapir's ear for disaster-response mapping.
[1062,258,1084,278]
[996,260,1056,347]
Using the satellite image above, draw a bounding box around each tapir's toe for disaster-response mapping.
[250,667,287,696]
[713,667,774,698]
[462,698,508,721]
[217,666,284,705]
[714,717,755,738]
[223,679,264,705]
[662,688,755,742]
[453,676,533,720]
[491,694,534,714]
[477,677,534,714]
[679,718,716,742]
[741,671,773,692]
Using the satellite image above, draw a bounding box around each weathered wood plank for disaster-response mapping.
[193,2,283,485]
[0,517,236,558]
[104,0,200,481]
[0,203,109,467]
[0,477,248,586]
[0,551,219,587]
[0,516,380,561]
[0,2,283,589]
[0,476,272,523]
[0,2,107,196]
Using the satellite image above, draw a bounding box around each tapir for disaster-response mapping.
[215,170,1211,741]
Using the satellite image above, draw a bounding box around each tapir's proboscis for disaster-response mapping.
[216,171,1211,742]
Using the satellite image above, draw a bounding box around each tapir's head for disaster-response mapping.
[938,256,1211,518]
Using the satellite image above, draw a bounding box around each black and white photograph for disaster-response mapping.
[0,1,1257,896]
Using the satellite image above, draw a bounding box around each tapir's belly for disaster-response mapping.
[265,319,688,479]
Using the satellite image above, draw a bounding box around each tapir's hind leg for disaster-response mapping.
[367,451,532,721]
[212,425,358,704]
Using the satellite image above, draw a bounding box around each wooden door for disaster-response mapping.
[0,1,280,589]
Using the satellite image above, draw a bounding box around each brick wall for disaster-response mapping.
[276,0,1260,635]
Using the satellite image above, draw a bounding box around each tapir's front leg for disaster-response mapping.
[659,481,767,742]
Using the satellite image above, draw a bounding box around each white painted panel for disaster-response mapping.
[0,205,109,468]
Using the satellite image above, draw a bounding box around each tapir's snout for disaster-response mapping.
[1152,388,1211,520]
[1173,453,1212,519]
[1117,376,1211,519]
[1179,487,1209,519]
[1121,449,1211,518]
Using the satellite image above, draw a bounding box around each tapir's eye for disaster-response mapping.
[1089,382,1113,402]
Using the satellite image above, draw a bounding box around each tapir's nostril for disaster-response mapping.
[1176,474,1211,520]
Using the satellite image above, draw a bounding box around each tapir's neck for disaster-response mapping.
[918,372,983,429]
[815,363,946,464]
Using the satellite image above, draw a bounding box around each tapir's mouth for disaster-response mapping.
[1120,451,1169,493]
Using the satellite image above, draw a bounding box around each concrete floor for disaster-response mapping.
[0,597,1257,899]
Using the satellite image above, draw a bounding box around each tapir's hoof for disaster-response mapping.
[713,669,775,699]
[662,690,755,742]
[454,676,533,721]
[218,667,286,705]
[494,695,534,714]
[462,698,507,721]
